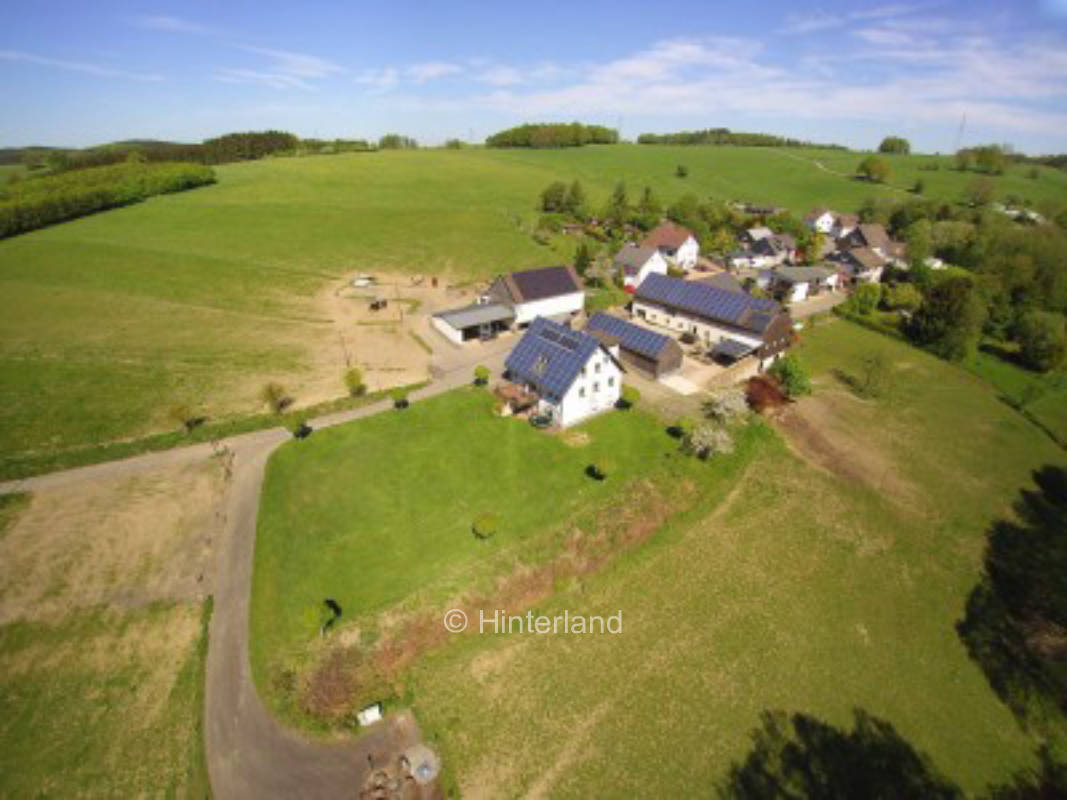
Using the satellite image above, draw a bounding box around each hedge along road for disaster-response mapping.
[0,348,508,799]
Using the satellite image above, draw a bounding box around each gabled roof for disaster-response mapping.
[745,226,774,241]
[505,317,602,401]
[844,247,886,272]
[836,213,859,228]
[850,223,892,252]
[497,265,582,304]
[586,312,676,361]
[754,233,795,256]
[698,273,744,293]
[642,222,695,250]
[805,207,833,222]
[635,273,782,335]
[613,244,661,275]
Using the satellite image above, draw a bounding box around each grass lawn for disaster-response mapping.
[4,145,1064,466]
[393,320,1066,797]
[250,386,756,725]
[962,347,1067,446]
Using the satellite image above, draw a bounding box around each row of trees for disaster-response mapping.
[0,160,216,239]
[377,133,418,150]
[637,128,845,149]
[486,123,618,148]
[878,135,911,154]
[956,144,1008,175]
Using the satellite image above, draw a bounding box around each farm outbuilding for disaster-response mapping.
[585,312,683,378]
[430,302,514,344]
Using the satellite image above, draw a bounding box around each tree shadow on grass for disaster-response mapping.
[717,709,963,799]
[956,465,1067,729]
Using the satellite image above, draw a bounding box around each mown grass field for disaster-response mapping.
[378,321,1065,797]
[3,145,1064,470]
[250,387,757,725]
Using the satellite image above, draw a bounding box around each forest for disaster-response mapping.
[636,127,846,148]
[485,123,619,148]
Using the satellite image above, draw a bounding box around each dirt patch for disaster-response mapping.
[772,391,920,508]
[559,430,591,448]
[0,459,227,624]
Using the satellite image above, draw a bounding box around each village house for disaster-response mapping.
[759,265,841,302]
[832,213,859,239]
[632,274,793,368]
[503,316,623,428]
[740,226,774,246]
[585,311,683,378]
[838,247,887,283]
[839,223,906,264]
[432,265,584,344]
[641,222,700,271]
[804,208,836,235]
[614,243,668,291]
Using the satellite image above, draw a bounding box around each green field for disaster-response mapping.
[250,387,752,725]
[244,319,1066,797]
[2,146,1064,468]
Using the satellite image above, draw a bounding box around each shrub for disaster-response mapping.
[685,424,735,459]
[391,387,410,409]
[260,382,291,413]
[850,283,883,315]
[882,283,922,312]
[343,367,366,397]
[746,375,787,412]
[667,417,697,440]
[472,512,499,540]
[768,355,812,398]
[167,403,206,432]
[856,351,892,398]
[616,384,640,410]
[704,386,749,423]
[857,155,891,183]
[473,365,490,386]
[1016,311,1067,372]
[676,164,689,178]
[586,457,617,481]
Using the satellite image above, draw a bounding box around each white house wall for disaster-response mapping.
[556,349,622,427]
[430,315,464,345]
[625,252,669,289]
[674,237,699,270]
[513,292,585,326]
[633,300,764,349]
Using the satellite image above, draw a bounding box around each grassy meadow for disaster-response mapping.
[3,144,1065,472]
[362,321,1064,797]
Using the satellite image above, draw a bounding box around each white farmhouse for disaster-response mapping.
[503,317,623,428]
[804,207,836,234]
[614,244,668,291]
[485,265,585,327]
[642,222,699,271]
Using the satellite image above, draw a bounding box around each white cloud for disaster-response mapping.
[241,47,343,79]
[476,65,524,86]
[0,49,163,81]
[214,68,313,90]
[133,15,216,35]
[406,61,463,83]
[355,67,399,93]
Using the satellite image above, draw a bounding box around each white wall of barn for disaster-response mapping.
[632,299,764,349]
[513,292,585,326]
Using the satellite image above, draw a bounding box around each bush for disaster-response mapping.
[850,283,883,315]
[768,355,812,398]
[1016,311,1067,372]
[746,375,787,412]
[343,367,366,397]
[855,351,892,398]
[676,164,689,178]
[260,382,291,413]
[473,365,490,386]
[615,385,640,409]
[391,388,410,409]
[704,386,749,423]
[472,512,499,540]
[685,424,735,459]
[857,155,891,183]
[586,457,617,481]
[882,283,922,312]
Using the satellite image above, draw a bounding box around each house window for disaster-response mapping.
[593,382,600,392]
[594,362,601,374]
[579,387,586,398]
[608,377,615,387]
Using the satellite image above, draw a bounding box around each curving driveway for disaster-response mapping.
[1,349,507,798]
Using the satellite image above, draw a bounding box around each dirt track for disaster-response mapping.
[0,350,506,799]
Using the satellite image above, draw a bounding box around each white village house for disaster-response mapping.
[759,265,841,302]
[503,317,623,428]
[804,208,836,235]
[431,265,584,345]
[614,244,668,291]
[641,222,699,271]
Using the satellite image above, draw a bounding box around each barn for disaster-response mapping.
[584,312,683,378]
[430,302,514,345]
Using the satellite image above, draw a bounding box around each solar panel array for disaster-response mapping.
[635,274,779,333]
[713,338,758,359]
[585,312,670,361]
[505,317,600,402]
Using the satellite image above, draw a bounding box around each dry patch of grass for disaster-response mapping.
[0,458,226,623]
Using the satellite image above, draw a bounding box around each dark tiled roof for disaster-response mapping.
[502,266,582,303]
[641,222,694,250]
[698,273,744,292]
[505,317,600,401]
[635,274,781,334]
[585,312,673,361]
[613,244,660,275]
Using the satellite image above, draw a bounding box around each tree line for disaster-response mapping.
[0,159,216,239]
[486,123,619,148]
[637,127,846,149]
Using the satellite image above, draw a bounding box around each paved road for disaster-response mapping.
[1,351,507,799]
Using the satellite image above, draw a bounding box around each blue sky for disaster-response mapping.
[2,0,1067,152]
